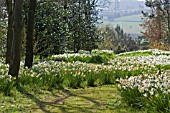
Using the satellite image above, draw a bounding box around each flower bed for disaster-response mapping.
[117,70,170,112]
[0,49,169,112]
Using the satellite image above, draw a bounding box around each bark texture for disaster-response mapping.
[25,0,37,68]
[5,0,13,64]
[8,0,24,78]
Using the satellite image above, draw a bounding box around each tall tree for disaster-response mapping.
[142,0,170,45]
[5,0,13,64]
[34,0,100,55]
[8,0,24,78]
[25,0,37,68]
[85,0,100,52]
[141,11,166,42]
[34,1,67,55]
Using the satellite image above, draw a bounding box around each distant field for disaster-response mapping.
[114,14,143,22]
[100,14,144,34]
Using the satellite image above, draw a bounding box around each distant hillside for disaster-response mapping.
[100,14,144,36]
[114,14,142,22]
[98,0,145,20]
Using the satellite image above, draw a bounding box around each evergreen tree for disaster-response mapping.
[34,0,100,54]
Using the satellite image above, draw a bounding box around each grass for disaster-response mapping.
[101,14,143,34]
[114,15,143,22]
[117,52,152,57]
[0,49,169,112]
[0,85,146,113]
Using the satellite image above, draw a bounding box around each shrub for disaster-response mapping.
[50,50,116,64]
[90,55,108,64]
[117,71,170,113]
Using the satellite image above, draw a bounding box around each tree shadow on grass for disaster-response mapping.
[16,85,102,113]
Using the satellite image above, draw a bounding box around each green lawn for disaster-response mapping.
[0,85,146,113]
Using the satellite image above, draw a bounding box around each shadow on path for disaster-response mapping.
[16,85,103,113]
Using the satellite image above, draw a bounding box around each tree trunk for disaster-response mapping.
[77,0,81,53]
[64,0,67,9]
[8,0,23,78]
[167,9,170,44]
[25,0,37,68]
[5,0,13,64]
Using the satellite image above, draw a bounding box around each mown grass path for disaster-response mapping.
[0,85,146,113]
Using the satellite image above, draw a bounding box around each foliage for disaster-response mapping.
[116,49,170,57]
[0,0,6,18]
[0,49,168,91]
[34,1,66,55]
[90,54,108,64]
[149,42,170,51]
[117,50,152,57]
[98,25,139,53]
[0,49,169,112]
[0,64,14,95]
[117,87,145,109]
[141,0,170,46]
[141,12,166,42]
[33,0,100,55]
[117,71,170,113]
[0,2,7,58]
[135,36,150,50]
[50,49,116,64]
[0,19,7,57]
